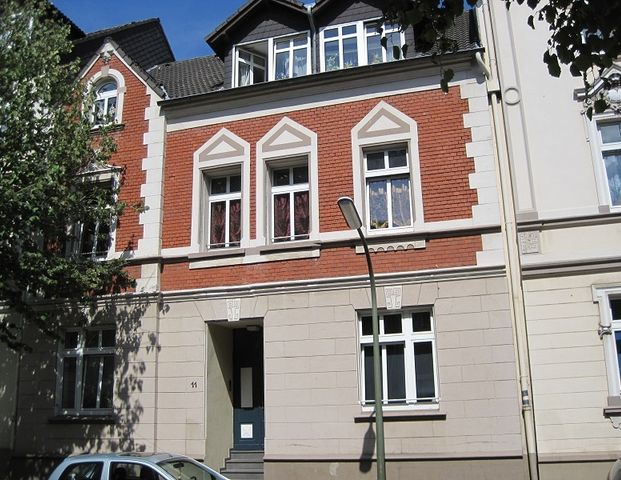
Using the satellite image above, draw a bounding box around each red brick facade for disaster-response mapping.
[84,55,150,254]
[159,87,480,291]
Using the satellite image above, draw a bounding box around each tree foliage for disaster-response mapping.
[382,0,621,115]
[0,0,133,350]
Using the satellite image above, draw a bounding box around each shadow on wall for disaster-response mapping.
[359,421,376,474]
[3,295,158,480]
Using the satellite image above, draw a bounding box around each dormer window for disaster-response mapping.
[93,81,117,125]
[237,49,266,87]
[274,35,309,80]
[365,22,402,64]
[322,24,359,71]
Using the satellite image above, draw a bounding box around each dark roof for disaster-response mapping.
[446,9,480,52]
[149,56,225,99]
[72,18,175,71]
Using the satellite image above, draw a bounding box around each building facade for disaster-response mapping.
[8,0,621,478]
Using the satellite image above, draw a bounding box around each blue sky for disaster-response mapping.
[52,0,249,59]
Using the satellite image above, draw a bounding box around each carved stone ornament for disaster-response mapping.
[100,52,111,64]
[226,298,241,322]
[384,286,403,310]
[584,71,621,114]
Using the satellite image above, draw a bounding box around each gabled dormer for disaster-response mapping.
[206,0,311,88]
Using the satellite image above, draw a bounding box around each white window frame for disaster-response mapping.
[69,168,119,261]
[256,117,319,247]
[351,101,424,237]
[92,80,118,126]
[204,171,243,249]
[56,326,115,416]
[364,21,404,65]
[269,161,310,242]
[358,310,439,410]
[234,45,267,87]
[590,116,621,211]
[191,128,251,254]
[87,68,125,126]
[319,21,361,72]
[271,33,311,81]
[364,146,414,231]
[594,286,621,404]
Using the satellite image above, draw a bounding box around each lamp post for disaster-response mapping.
[337,196,386,480]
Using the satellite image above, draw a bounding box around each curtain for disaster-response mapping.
[273,194,290,240]
[209,201,226,247]
[293,190,309,238]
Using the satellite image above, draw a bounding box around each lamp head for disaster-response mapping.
[337,196,362,230]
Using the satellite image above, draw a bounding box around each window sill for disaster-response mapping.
[49,414,117,424]
[90,123,125,134]
[189,248,245,269]
[354,410,446,422]
[189,247,245,260]
[257,240,320,254]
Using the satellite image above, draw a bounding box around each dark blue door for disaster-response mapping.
[233,329,264,450]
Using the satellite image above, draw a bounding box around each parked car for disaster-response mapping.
[48,452,230,480]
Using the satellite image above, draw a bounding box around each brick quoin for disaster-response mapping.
[159,235,483,291]
[163,88,476,250]
[85,55,150,254]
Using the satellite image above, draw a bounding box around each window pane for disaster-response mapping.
[293,48,307,77]
[385,31,401,61]
[601,122,621,144]
[61,357,76,409]
[343,37,358,68]
[383,314,402,334]
[100,355,114,409]
[238,62,251,86]
[368,179,388,229]
[102,329,115,348]
[361,316,373,336]
[293,191,310,238]
[412,311,431,332]
[391,177,412,227]
[273,169,290,186]
[611,299,621,320]
[253,64,265,83]
[604,151,621,206]
[414,341,435,400]
[273,193,291,240]
[255,55,266,67]
[59,462,103,480]
[324,28,338,39]
[85,330,99,348]
[239,51,251,61]
[324,41,339,71]
[275,39,289,49]
[229,175,241,193]
[209,201,226,247]
[82,355,101,408]
[293,166,308,184]
[98,82,116,94]
[363,345,375,403]
[343,25,357,35]
[386,344,406,402]
[367,35,383,65]
[388,149,407,168]
[229,199,241,245]
[79,221,96,256]
[64,331,79,349]
[106,97,117,118]
[211,177,227,194]
[293,37,306,47]
[366,152,384,170]
[275,51,289,80]
[94,222,111,256]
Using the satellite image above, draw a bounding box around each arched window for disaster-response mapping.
[93,80,118,125]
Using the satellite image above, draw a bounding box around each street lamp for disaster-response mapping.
[337,196,386,480]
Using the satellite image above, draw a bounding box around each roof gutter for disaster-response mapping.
[305,4,318,74]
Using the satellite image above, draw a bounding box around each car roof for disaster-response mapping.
[65,452,182,463]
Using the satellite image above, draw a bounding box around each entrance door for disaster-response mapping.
[233,328,264,450]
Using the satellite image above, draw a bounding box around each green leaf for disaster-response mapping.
[440,69,455,93]
[527,15,535,29]
[594,98,609,114]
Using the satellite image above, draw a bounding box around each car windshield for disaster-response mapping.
[157,460,216,480]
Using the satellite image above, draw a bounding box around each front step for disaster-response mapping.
[221,450,264,480]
